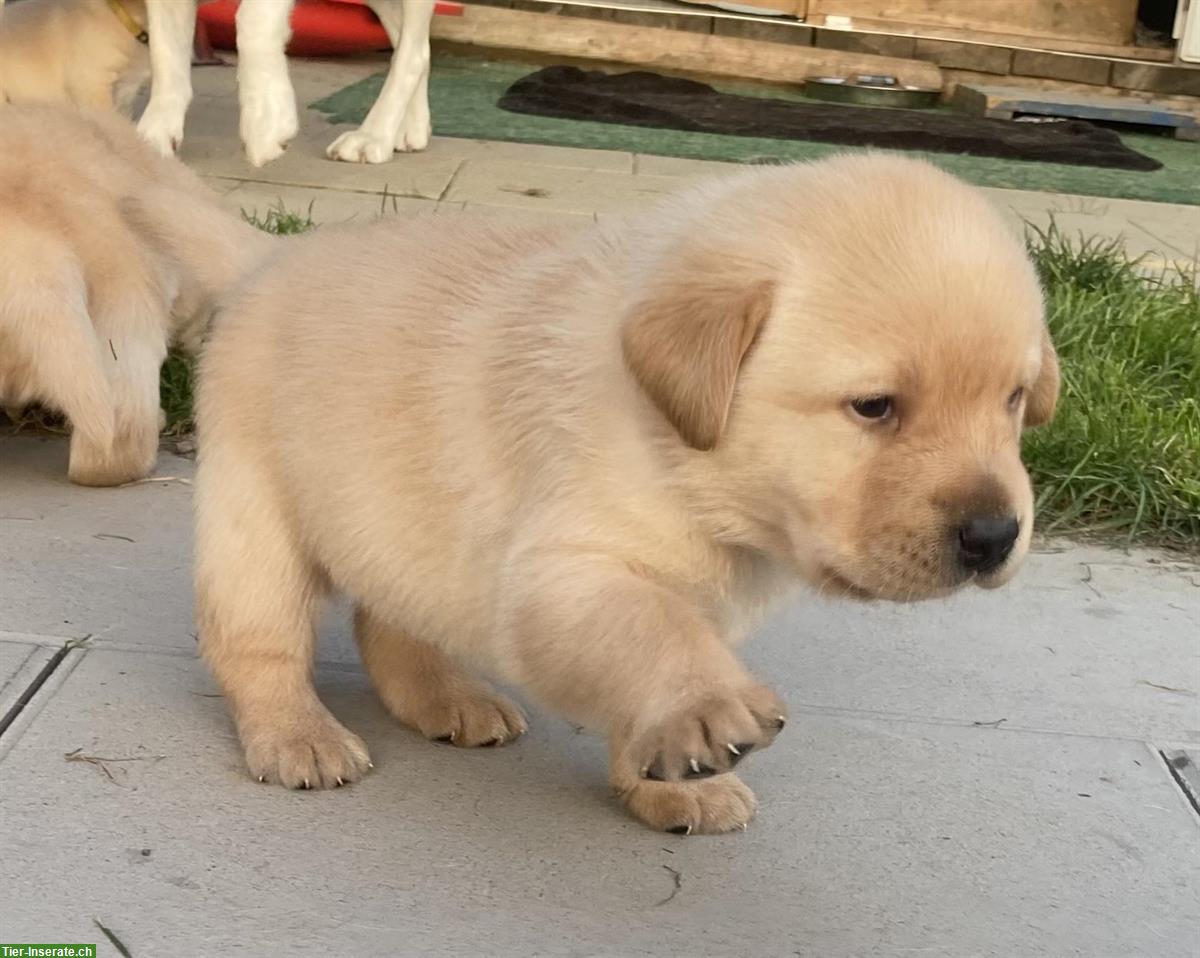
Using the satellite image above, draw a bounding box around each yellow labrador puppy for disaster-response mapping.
[0,0,150,113]
[0,104,269,485]
[195,154,1059,834]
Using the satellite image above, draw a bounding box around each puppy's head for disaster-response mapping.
[622,155,1058,601]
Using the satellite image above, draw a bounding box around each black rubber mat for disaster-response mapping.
[498,67,1162,172]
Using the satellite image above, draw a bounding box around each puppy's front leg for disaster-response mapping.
[502,556,787,834]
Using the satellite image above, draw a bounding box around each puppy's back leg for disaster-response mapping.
[195,445,371,788]
[354,606,526,748]
[76,325,165,487]
[0,235,117,481]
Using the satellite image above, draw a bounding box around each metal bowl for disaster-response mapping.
[804,75,941,110]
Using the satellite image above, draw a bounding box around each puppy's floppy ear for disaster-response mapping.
[622,276,773,450]
[1024,324,1060,428]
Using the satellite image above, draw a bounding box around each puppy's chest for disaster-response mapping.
[701,550,795,644]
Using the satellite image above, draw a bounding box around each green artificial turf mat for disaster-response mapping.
[311,53,1200,206]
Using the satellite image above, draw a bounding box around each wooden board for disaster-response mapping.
[952,82,1200,140]
[807,0,1138,47]
[431,5,943,88]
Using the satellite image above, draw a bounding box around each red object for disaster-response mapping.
[197,0,463,57]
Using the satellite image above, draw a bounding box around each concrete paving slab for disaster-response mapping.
[434,136,636,174]
[751,546,1200,744]
[1,646,1196,958]
[985,188,1200,265]
[0,435,198,651]
[442,158,680,213]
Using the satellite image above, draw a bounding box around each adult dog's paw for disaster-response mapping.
[239,84,298,168]
[326,129,395,164]
[137,101,185,156]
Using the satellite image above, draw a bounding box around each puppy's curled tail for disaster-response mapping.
[117,187,275,352]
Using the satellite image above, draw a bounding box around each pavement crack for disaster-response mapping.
[654,864,682,907]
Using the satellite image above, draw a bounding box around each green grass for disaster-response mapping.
[1023,221,1200,549]
[241,201,317,236]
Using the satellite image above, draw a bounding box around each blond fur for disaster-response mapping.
[0,0,149,113]
[0,104,270,485]
[194,154,1058,833]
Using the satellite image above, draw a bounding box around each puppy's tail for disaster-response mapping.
[118,187,275,352]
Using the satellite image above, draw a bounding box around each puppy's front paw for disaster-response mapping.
[618,773,757,835]
[326,129,395,164]
[241,707,372,789]
[630,684,787,783]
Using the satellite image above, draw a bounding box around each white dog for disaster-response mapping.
[136,0,435,166]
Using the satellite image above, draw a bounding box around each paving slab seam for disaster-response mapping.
[0,629,92,648]
[0,646,86,764]
[1152,742,1200,823]
[435,158,469,202]
[201,173,443,202]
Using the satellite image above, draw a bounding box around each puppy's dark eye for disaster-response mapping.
[1007,386,1025,410]
[850,396,893,421]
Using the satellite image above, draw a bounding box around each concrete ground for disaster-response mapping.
[2,55,1199,958]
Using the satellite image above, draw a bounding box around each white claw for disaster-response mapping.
[336,777,345,786]
[449,731,456,743]
[685,824,693,836]
[303,778,310,789]
[689,758,701,774]
[740,822,748,831]
[257,775,266,783]
[727,743,741,757]
[367,761,375,769]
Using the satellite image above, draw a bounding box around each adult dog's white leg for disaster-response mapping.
[326,0,434,163]
[137,0,198,156]
[236,0,299,167]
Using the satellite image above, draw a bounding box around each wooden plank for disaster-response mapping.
[809,16,1175,62]
[431,4,944,88]
[951,82,1200,137]
[807,0,1138,47]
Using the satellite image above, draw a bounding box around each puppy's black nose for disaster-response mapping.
[957,516,1019,574]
